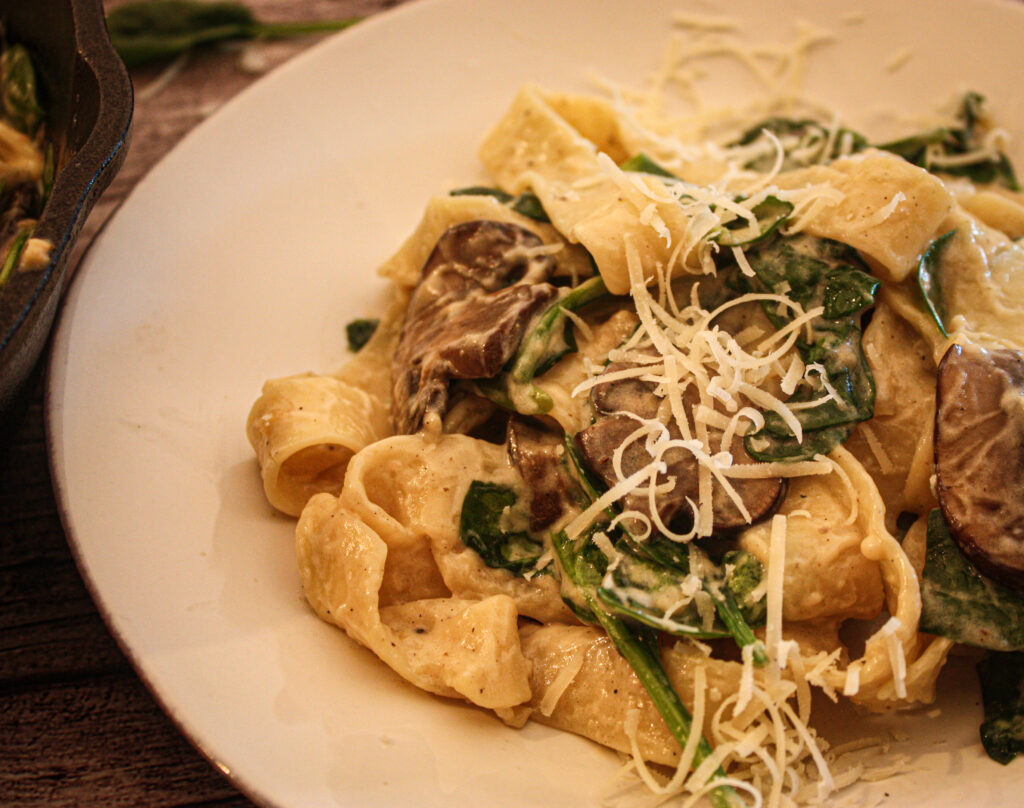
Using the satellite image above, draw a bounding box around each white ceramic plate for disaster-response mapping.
[48,1,1024,805]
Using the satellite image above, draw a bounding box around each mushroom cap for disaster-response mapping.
[391,220,559,434]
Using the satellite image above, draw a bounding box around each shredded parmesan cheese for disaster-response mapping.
[539,644,587,717]
[765,514,787,681]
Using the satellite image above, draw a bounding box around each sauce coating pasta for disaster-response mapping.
[247,62,1024,806]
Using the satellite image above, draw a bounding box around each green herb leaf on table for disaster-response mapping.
[107,0,361,68]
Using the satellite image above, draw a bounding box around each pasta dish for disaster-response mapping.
[245,40,1024,807]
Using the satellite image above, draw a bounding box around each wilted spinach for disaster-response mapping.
[916,230,956,338]
[0,44,43,134]
[619,152,678,178]
[920,509,1024,651]
[878,92,1020,190]
[0,40,46,293]
[345,317,378,352]
[547,514,745,808]
[448,185,551,223]
[476,275,609,414]
[619,153,794,247]
[562,437,768,660]
[459,481,545,577]
[733,234,878,461]
[731,117,868,171]
[732,93,1019,189]
[978,652,1024,765]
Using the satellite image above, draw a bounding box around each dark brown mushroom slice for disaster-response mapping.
[709,434,787,531]
[935,342,1024,591]
[506,416,572,532]
[590,360,662,419]
[390,220,559,434]
[575,412,696,524]
[575,360,784,532]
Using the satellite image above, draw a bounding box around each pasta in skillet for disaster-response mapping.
[247,66,1024,806]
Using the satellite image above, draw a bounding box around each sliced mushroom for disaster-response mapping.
[935,342,1024,590]
[506,416,572,532]
[391,220,559,434]
[575,360,784,532]
[589,360,662,420]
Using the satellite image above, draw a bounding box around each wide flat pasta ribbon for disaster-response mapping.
[247,374,390,516]
[479,85,709,294]
[297,492,532,712]
[775,150,955,282]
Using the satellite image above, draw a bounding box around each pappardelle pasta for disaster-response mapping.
[246,66,1024,806]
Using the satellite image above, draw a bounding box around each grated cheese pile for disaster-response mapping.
[551,13,941,808]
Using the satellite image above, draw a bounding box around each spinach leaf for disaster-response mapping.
[601,530,769,656]
[345,318,378,352]
[722,550,767,626]
[711,196,794,248]
[0,39,44,295]
[920,509,1024,651]
[563,437,768,663]
[510,192,549,222]
[548,525,744,808]
[448,186,550,223]
[0,225,31,290]
[731,117,868,171]
[544,443,756,805]
[917,229,956,339]
[450,185,513,204]
[736,235,878,461]
[978,652,1024,764]
[459,481,544,576]
[733,95,1019,189]
[619,154,794,247]
[596,548,732,640]
[877,92,1020,190]
[619,152,678,178]
[107,0,361,68]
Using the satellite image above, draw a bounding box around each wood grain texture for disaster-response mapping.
[0,2,407,805]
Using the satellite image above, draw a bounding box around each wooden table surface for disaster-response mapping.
[1,2,405,805]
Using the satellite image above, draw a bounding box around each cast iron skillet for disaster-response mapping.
[0,0,133,411]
